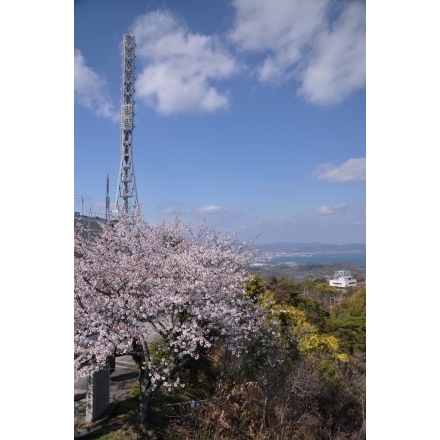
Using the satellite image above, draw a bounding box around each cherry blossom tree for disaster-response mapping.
[74,210,261,422]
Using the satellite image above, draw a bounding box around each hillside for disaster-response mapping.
[248,261,365,282]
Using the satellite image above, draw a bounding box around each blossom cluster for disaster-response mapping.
[74,210,262,386]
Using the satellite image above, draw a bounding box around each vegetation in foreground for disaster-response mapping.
[76,275,366,440]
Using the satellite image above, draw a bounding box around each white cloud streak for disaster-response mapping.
[131,10,239,115]
[229,0,365,105]
[313,158,366,182]
[316,203,347,215]
[74,49,119,122]
[197,204,225,214]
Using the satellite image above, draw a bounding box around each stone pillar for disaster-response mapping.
[85,368,110,422]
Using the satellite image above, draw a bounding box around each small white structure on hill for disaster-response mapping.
[329,270,357,288]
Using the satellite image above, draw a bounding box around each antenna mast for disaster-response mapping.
[75,195,91,216]
[106,174,111,219]
[115,34,139,214]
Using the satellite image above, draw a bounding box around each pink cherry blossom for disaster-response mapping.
[75,209,262,421]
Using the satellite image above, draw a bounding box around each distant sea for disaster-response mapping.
[255,252,366,273]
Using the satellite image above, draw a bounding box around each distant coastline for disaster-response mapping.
[255,251,366,268]
[248,243,366,280]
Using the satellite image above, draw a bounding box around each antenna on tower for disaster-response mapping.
[106,174,111,220]
[115,34,139,214]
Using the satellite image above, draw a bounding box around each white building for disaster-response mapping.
[329,270,357,288]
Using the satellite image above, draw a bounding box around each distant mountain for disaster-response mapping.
[253,242,366,254]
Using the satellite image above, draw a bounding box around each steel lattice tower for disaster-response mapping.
[115,34,139,214]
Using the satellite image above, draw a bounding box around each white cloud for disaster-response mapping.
[313,158,366,182]
[316,203,347,215]
[156,202,225,217]
[229,0,365,105]
[229,0,326,57]
[74,49,119,122]
[197,204,225,214]
[131,10,238,115]
[298,1,366,105]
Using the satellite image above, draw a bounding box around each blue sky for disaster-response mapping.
[74,0,366,245]
[5,2,440,435]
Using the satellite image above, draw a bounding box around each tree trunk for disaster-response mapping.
[131,336,179,423]
[137,367,166,423]
[131,336,155,424]
[216,346,231,394]
[138,367,153,423]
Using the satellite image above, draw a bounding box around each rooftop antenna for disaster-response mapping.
[115,34,139,214]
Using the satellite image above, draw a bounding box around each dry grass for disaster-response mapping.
[74,345,365,440]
